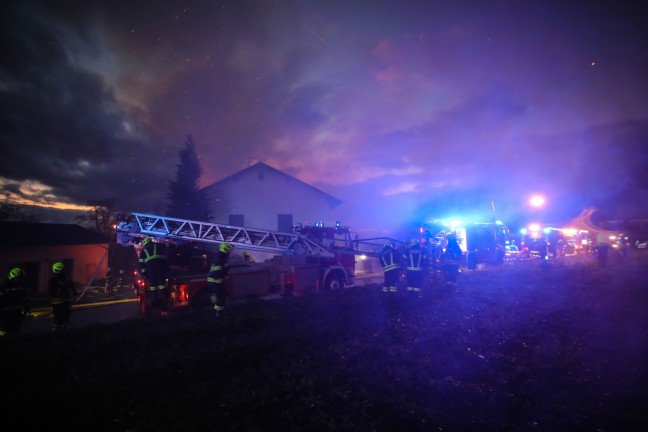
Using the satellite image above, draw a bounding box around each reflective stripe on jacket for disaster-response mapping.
[380,249,400,272]
[207,263,229,284]
[140,243,166,264]
[403,248,426,271]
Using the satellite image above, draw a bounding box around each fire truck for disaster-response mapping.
[421,220,509,269]
[116,213,382,315]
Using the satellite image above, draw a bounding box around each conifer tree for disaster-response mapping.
[167,135,210,221]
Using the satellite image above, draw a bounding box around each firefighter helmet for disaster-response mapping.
[9,267,24,280]
[52,262,64,273]
[142,237,153,246]
[219,242,234,253]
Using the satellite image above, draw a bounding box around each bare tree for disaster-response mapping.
[75,200,115,236]
[0,203,42,222]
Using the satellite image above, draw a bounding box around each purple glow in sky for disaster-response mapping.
[1,0,646,230]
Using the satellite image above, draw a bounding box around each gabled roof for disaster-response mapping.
[0,222,110,247]
[202,161,342,206]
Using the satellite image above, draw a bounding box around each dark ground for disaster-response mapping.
[2,252,648,432]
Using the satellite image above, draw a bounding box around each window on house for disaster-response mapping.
[278,214,293,233]
[229,214,244,227]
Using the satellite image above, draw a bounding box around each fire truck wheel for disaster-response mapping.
[324,272,344,291]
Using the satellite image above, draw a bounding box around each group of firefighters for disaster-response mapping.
[0,234,231,335]
[125,232,468,316]
[0,233,458,335]
[0,228,633,335]
[379,233,463,296]
[0,261,77,337]
[137,231,468,317]
[137,236,234,317]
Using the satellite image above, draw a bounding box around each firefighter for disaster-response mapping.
[0,267,30,336]
[380,241,401,293]
[442,234,462,287]
[139,237,170,315]
[206,242,234,315]
[402,238,428,297]
[242,250,255,264]
[537,239,549,261]
[48,262,78,331]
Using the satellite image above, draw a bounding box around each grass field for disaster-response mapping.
[2,252,647,431]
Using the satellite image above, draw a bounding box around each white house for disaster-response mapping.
[203,162,343,232]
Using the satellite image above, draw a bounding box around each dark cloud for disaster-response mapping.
[0,0,646,230]
[0,1,173,210]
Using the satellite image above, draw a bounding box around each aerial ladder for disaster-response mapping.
[116,213,335,258]
[115,213,404,305]
[115,213,367,313]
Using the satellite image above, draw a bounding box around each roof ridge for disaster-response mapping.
[202,161,342,205]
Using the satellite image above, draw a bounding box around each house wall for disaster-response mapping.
[208,167,340,231]
[0,243,109,294]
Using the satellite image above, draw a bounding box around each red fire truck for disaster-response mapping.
[116,213,377,315]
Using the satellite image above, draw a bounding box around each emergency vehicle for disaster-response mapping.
[116,213,384,315]
[556,228,590,255]
[519,225,575,258]
[421,220,509,269]
[519,224,551,258]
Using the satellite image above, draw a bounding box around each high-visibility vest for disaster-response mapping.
[380,250,400,272]
[207,263,229,284]
[140,243,165,264]
[403,248,426,270]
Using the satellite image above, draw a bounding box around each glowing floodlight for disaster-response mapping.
[530,195,545,207]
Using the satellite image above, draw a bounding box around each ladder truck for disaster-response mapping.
[115,213,377,315]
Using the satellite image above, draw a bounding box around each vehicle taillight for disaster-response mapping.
[177,284,189,302]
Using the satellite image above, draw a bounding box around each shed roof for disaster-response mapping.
[0,222,109,247]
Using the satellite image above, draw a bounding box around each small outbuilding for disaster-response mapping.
[0,221,109,294]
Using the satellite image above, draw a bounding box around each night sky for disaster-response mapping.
[1,0,647,231]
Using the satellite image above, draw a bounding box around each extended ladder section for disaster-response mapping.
[116,213,335,257]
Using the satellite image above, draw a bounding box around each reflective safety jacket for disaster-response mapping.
[207,253,230,284]
[380,248,400,272]
[48,273,77,305]
[139,242,167,276]
[402,246,428,271]
[0,277,29,312]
